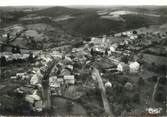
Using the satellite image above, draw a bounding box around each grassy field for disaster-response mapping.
[143,53,167,66]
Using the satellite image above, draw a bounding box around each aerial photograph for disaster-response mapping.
[0,0,167,116]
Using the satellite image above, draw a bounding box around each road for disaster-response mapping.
[92,67,114,116]
[152,77,160,104]
[41,60,56,110]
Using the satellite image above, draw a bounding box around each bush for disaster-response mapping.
[159,76,166,85]
[157,86,165,92]
[117,77,129,85]
[113,83,124,96]
[148,75,158,82]
[155,91,166,103]
[112,103,123,116]
[132,93,140,104]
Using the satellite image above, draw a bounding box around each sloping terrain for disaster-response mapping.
[33,6,95,17]
[32,6,167,36]
[1,6,167,50]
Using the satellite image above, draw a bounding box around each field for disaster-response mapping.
[143,54,167,66]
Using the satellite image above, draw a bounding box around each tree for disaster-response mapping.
[105,48,108,55]
[133,30,137,34]
[0,45,4,52]
[6,33,10,44]
[90,48,94,56]
[159,76,166,85]
[28,52,34,63]
[84,37,91,42]
[132,93,140,104]
[15,46,21,53]
[72,41,83,48]
[137,77,145,86]
[121,56,129,64]
[66,101,73,113]
[148,75,158,82]
[12,47,15,53]
[0,56,7,66]
[155,91,166,103]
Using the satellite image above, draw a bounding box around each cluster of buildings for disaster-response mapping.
[89,32,141,73]
[117,61,140,73]
[13,49,88,112]
[89,27,167,74]
[4,24,167,114]
[0,52,31,62]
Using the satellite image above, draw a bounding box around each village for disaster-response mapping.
[0,21,167,116]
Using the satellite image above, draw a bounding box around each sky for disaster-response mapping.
[0,0,167,6]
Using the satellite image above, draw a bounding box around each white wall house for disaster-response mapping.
[129,61,140,73]
[117,62,129,72]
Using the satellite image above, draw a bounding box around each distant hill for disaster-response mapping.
[155,7,167,16]
[34,6,96,17]
[33,6,167,36]
[59,13,124,36]
[1,6,167,37]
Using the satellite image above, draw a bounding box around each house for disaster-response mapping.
[50,65,58,76]
[129,61,140,73]
[109,43,118,52]
[50,51,62,59]
[66,65,73,71]
[2,34,8,38]
[40,65,48,73]
[122,32,127,36]
[105,81,112,88]
[30,74,39,85]
[12,54,22,60]
[22,75,30,80]
[126,31,133,36]
[114,33,122,37]
[90,37,102,44]
[117,62,129,72]
[49,76,60,88]
[60,68,71,76]
[4,55,13,61]
[130,35,135,40]
[130,35,138,40]
[109,47,115,54]
[10,76,17,79]
[16,73,25,78]
[124,40,129,45]
[12,25,24,33]
[90,35,110,47]
[34,100,43,112]
[57,78,64,85]
[65,56,72,62]
[25,90,41,104]
[21,54,29,59]
[30,71,43,85]
[64,75,75,84]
